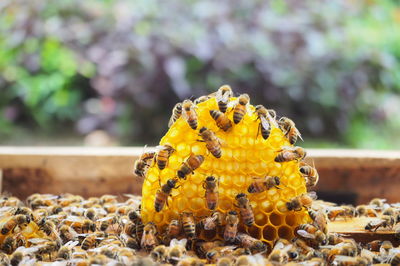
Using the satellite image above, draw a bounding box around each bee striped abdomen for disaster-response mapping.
[209,110,232,132]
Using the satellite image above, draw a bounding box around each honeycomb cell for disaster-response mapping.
[247,226,262,239]
[263,225,277,241]
[285,214,297,226]
[141,92,310,243]
[278,225,293,239]
[269,212,282,226]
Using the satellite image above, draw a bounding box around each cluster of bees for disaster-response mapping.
[1,192,400,265]
[0,193,149,265]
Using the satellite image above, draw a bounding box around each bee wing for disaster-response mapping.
[64,240,79,248]
[97,216,115,222]
[170,238,187,248]
[260,116,270,131]
[307,191,318,200]
[227,98,238,109]
[15,246,40,253]
[28,238,49,244]
[273,241,285,250]
[123,193,135,198]
[297,230,316,239]
[266,112,279,128]
[333,255,358,263]
[63,216,83,223]
[247,254,268,264]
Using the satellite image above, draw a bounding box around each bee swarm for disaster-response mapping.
[1,193,400,265]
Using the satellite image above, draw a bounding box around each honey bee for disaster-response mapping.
[233,93,250,124]
[9,251,23,265]
[133,151,156,178]
[308,209,328,234]
[209,110,232,132]
[194,95,211,105]
[296,224,327,245]
[14,207,34,221]
[279,117,303,145]
[156,145,175,170]
[1,235,15,254]
[38,218,57,237]
[299,162,319,189]
[84,208,97,221]
[365,215,395,231]
[203,176,219,210]
[57,240,79,260]
[275,146,306,163]
[224,211,239,243]
[166,219,181,239]
[168,239,188,264]
[286,192,317,211]
[121,233,140,250]
[177,154,204,179]
[150,245,168,262]
[356,205,378,217]
[182,99,198,130]
[63,216,96,234]
[201,212,223,231]
[116,247,137,264]
[124,221,137,237]
[326,206,355,221]
[198,127,222,158]
[168,102,183,128]
[369,198,386,208]
[247,176,280,193]
[236,233,268,253]
[155,178,179,212]
[36,240,59,260]
[269,242,291,264]
[135,219,144,243]
[332,255,370,266]
[235,193,254,226]
[181,212,196,239]
[327,233,346,245]
[194,240,224,258]
[254,105,277,140]
[215,85,233,113]
[1,214,30,235]
[141,222,158,251]
[98,214,120,232]
[81,234,99,250]
[59,224,78,244]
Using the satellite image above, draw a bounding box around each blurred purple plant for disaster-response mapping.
[0,0,399,146]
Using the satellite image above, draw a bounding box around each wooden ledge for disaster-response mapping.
[0,147,399,201]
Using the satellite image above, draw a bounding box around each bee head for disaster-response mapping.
[236,193,246,200]
[167,179,177,188]
[199,127,207,133]
[273,176,280,186]
[228,210,237,215]
[206,176,215,182]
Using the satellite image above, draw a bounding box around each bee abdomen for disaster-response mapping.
[261,126,270,140]
[233,106,246,124]
[188,119,198,130]
[207,144,221,158]
[218,101,228,113]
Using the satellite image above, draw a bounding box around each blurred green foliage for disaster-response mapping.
[0,0,399,148]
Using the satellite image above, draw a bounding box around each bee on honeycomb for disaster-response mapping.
[139,85,313,250]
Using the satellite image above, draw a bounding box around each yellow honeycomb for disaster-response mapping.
[141,89,310,250]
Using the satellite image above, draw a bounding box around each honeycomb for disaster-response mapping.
[141,87,311,250]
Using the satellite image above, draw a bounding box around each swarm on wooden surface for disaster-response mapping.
[140,85,314,250]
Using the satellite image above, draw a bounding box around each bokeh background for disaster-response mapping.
[1,0,399,149]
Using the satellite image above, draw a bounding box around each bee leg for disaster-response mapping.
[196,139,205,142]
